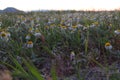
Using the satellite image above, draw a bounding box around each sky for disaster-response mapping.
[0,0,120,11]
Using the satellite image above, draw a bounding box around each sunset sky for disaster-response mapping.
[0,0,120,11]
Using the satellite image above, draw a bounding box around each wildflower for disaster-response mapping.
[25,34,31,40]
[72,25,77,29]
[114,30,120,35]
[31,20,34,26]
[35,24,40,27]
[1,32,6,37]
[94,21,99,26]
[109,24,112,27]
[77,24,83,28]
[6,32,11,38]
[34,29,41,38]
[27,41,33,48]
[35,28,39,32]
[29,27,34,33]
[0,32,9,41]
[83,27,88,31]
[108,24,112,29]
[66,23,71,26]
[68,27,73,30]
[70,51,75,61]
[45,26,49,29]
[61,26,67,29]
[105,42,112,50]
[34,32,41,38]
[90,24,95,28]
[50,24,56,28]
[70,30,76,34]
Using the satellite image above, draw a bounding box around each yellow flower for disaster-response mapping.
[105,42,112,50]
[27,41,33,44]
[35,29,40,33]
[50,24,55,28]
[109,24,112,26]
[60,20,64,24]
[94,22,99,26]
[29,28,34,33]
[0,32,9,41]
[72,25,77,29]
[61,26,67,29]
[105,42,110,46]
[27,41,33,48]
[1,32,6,37]
[45,26,49,29]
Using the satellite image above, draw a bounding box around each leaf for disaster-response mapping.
[51,64,58,80]
[23,58,44,80]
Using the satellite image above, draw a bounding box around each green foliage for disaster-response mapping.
[51,64,58,80]
[0,11,120,80]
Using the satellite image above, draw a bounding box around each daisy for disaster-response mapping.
[25,34,31,40]
[34,32,41,38]
[27,41,33,48]
[114,30,120,35]
[70,51,75,61]
[105,42,112,50]
[0,32,9,41]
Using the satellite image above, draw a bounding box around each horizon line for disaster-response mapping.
[1,7,120,12]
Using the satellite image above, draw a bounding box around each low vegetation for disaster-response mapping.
[0,10,120,80]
